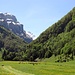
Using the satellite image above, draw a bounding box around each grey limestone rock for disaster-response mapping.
[0,12,33,43]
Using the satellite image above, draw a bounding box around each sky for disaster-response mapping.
[0,0,75,38]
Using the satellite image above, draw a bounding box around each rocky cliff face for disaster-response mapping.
[0,12,33,43]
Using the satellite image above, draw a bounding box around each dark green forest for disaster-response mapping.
[0,26,27,60]
[25,7,75,61]
[0,7,75,61]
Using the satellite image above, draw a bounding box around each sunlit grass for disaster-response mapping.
[0,60,75,75]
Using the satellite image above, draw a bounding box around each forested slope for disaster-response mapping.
[26,7,75,61]
[0,26,27,60]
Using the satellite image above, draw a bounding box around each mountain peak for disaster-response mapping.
[0,12,33,43]
[26,31,36,40]
[4,12,13,16]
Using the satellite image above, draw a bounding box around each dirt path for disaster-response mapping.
[3,66,34,75]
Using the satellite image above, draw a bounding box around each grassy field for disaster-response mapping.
[0,60,75,75]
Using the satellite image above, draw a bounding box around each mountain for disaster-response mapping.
[0,12,33,43]
[0,26,27,60]
[26,7,75,61]
[26,31,36,40]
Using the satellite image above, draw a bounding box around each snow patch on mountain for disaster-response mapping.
[26,31,36,40]
[0,19,4,22]
[0,12,35,43]
[4,12,13,16]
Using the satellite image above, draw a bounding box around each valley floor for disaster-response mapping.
[0,60,75,75]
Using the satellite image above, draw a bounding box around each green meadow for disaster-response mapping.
[0,60,75,75]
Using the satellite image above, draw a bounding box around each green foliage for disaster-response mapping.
[44,50,52,58]
[26,7,75,61]
[0,26,27,61]
[1,7,75,61]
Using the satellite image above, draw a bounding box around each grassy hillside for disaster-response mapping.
[25,7,75,61]
[0,26,27,61]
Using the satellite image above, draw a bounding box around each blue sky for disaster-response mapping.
[0,0,75,38]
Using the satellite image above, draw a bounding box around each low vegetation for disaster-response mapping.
[0,60,75,75]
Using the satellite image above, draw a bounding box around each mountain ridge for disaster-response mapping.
[0,7,75,61]
[0,12,33,43]
[25,7,75,61]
